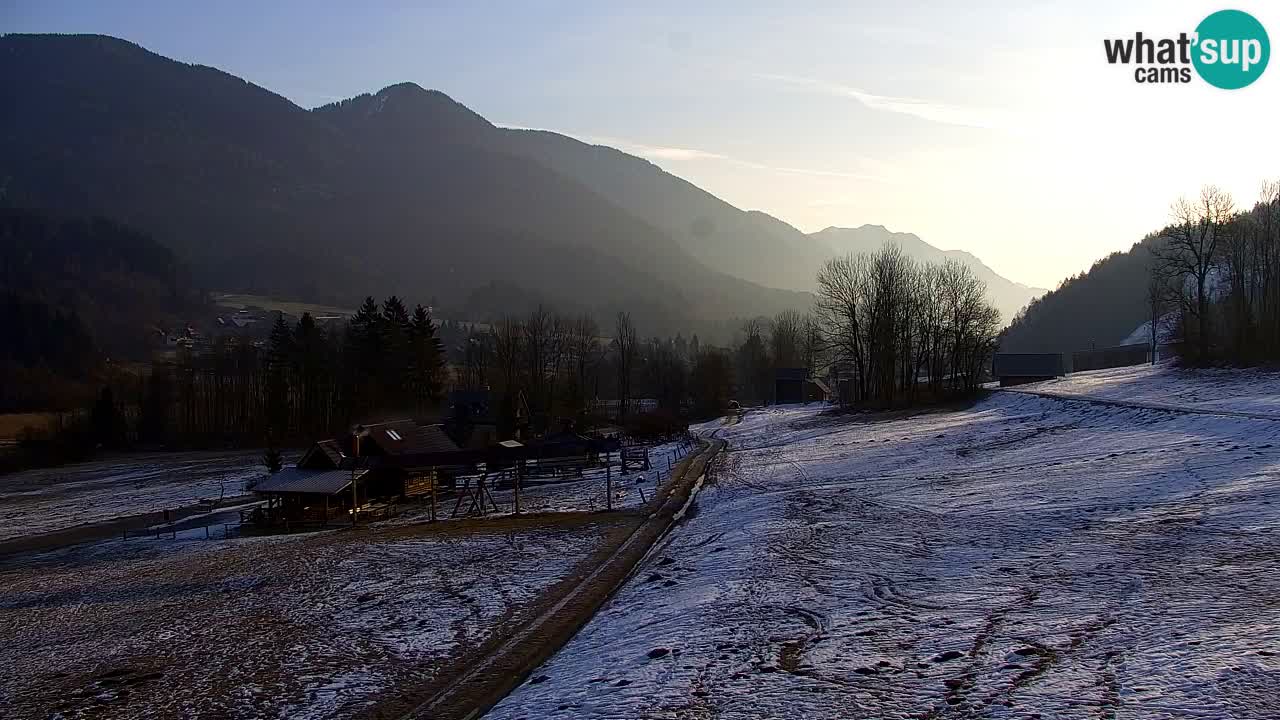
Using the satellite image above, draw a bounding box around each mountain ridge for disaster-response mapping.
[811,224,1047,323]
[0,33,1038,334]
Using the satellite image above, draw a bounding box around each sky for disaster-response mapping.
[4,0,1279,290]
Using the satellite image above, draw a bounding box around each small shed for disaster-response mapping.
[992,353,1066,386]
[774,367,809,405]
[807,377,832,403]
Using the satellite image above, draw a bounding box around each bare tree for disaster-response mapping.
[567,314,601,413]
[769,309,805,369]
[460,328,491,390]
[612,311,637,419]
[1156,185,1235,363]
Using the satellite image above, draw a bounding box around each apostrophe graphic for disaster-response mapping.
[1103,8,1269,88]
[1192,10,1269,88]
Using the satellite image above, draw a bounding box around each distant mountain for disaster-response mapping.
[0,34,809,339]
[999,234,1163,354]
[811,225,1047,324]
[494,129,834,292]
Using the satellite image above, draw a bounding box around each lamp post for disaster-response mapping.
[351,424,370,526]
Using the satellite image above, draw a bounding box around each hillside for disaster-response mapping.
[0,34,809,338]
[495,129,833,292]
[998,234,1162,354]
[812,224,1046,324]
[0,208,192,409]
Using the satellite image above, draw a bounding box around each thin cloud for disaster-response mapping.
[757,73,1012,130]
[498,124,887,182]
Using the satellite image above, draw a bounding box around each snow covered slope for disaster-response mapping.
[1017,362,1280,419]
[492,372,1280,718]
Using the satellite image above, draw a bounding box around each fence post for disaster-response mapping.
[606,462,613,512]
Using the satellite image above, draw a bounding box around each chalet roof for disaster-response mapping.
[315,439,344,465]
[254,468,366,495]
[361,421,460,456]
[299,439,345,469]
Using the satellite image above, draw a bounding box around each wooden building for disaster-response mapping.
[254,420,461,523]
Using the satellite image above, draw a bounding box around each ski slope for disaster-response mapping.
[492,368,1280,718]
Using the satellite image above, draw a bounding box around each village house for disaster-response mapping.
[253,420,460,524]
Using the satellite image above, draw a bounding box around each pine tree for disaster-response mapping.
[346,296,383,417]
[291,312,328,437]
[409,304,445,410]
[263,443,283,474]
[381,296,412,404]
[90,386,122,448]
[265,312,293,437]
[138,365,172,444]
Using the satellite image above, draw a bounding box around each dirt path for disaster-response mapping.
[387,437,724,720]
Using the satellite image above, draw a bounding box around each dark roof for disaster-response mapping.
[299,439,345,469]
[254,468,365,495]
[315,439,344,465]
[775,367,808,381]
[361,421,460,456]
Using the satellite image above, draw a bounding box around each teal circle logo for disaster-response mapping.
[1193,9,1269,89]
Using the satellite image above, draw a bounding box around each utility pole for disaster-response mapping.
[351,424,369,526]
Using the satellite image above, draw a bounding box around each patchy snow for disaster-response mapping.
[492,372,1280,718]
[1119,312,1179,347]
[1019,362,1280,418]
[387,439,696,523]
[0,450,274,542]
[0,518,618,719]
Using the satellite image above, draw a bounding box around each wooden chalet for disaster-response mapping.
[254,420,462,523]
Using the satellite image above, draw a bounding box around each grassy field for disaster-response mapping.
[211,293,355,318]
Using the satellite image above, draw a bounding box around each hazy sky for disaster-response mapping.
[6,0,1279,289]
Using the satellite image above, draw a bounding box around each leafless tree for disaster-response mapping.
[612,311,637,419]
[1156,185,1235,363]
[769,309,805,368]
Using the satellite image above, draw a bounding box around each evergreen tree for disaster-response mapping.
[346,296,383,417]
[90,386,122,448]
[409,303,445,410]
[381,296,412,403]
[291,312,329,437]
[263,443,283,474]
[138,365,172,444]
[265,312,293,436]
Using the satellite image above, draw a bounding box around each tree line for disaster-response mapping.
[1151,182,1280,365]
[815,244,1001,406]
[142,296,447,447]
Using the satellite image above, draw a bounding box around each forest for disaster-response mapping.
[1152,182,1280,365]
[0,208,191,412]
[1002,181,1280,367]
[9,237,1003,474]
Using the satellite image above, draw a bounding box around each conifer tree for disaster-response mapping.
[409,303,445,409]
[265,312,293,436]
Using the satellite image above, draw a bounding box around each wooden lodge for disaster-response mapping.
[252,419,626,525]
[253,420,461,524]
